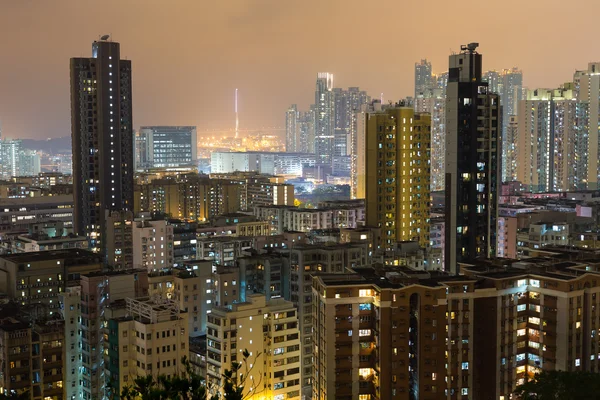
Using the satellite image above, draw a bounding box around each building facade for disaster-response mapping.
[206,294,301,400]
[132,219,174,272]
[70,37,134,255]
[517,87,588,192]
[445,43,501,274]
[138,126,197,169]
[314,73,335,164]
[365,105,431,251]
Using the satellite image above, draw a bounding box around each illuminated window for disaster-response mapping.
[359,289,372,297]
[358,368,373,378]
[359,329,371,337]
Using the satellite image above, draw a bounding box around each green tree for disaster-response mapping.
[120,351,261,400]
[514,370,600,400]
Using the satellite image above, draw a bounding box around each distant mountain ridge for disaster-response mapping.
[19,136,72,153]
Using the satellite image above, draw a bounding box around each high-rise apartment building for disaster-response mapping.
[298,108,315,154]
[286,104,299,152]
[334,87,370,157]
[62,269,149,400]
[0,139,21,179]
[365,105,431,251]
[314,72,335,164]
[517,87,588,192]
[206,294,301,400]
[414,59,433,99]
[435,72,449,95]
[312,269,447,400]
[445,43,501,274]
[482,70,501,94]
[16,150,41,177]
[505,115,519,182]
[70,37,134,255]
[573,62,600,189]
[286,242,370,398]
[414,88,445,191]
[351,101,382,199]
[138,126,197,169]
[0,318,65,400]
[106,297,189,400]
[484,68,523,181]
[303,251,600,399]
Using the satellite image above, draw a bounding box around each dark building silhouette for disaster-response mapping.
[70,37,134,258]
[445,43,501,274]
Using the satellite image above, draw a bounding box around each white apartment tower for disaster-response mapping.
[517,87,588,192]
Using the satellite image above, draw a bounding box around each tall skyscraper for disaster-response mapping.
[298,108,315,154]
[574,63,600,189]
[333,87,370,157]
[505,115,519,182]
[414,59,433,99]
[351,100,382,199]
[415,88,446,191]
[70,36,134,256]
[285,104,299,152]
[314,72,335,163]
[485,68,524,181]
[435,71,449,95]
[0,138,21,179]
[517,87,588,192]
[365,104,431,251]
[482,70,501,94]
[138,126,197,168]
[18,149,41,176]
[501,68,523,181]
[445,43,500,274]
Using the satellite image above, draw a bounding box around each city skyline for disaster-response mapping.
[0,0,597,140]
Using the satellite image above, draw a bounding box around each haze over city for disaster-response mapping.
[0,0,596,139]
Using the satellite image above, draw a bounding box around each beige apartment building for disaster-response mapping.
[206,294,301,400]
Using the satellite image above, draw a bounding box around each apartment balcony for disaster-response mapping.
[43,387,63,398]
[43,373,63,382]
[8,365,31,375]
[7,380,30,390]
[335,359,353,370]
[42,359,63,369]
[335,345,353,357]
[42,346,62,355]
[8,352,30,360]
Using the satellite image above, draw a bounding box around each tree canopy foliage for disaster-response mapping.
[514,370,600,400]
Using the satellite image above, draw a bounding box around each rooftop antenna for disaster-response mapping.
[235,88,239,139]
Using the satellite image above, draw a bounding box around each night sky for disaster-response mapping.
[0,0,597,140]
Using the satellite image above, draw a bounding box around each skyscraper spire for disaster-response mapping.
[235,88,239,139]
